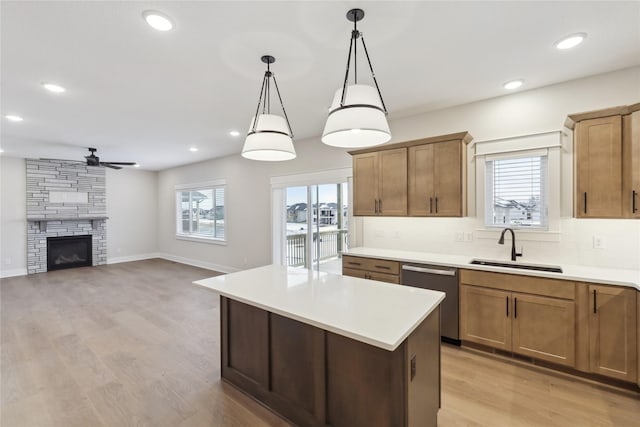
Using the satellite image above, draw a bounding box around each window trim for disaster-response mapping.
[474,132,562,240]
[175,179,227,243]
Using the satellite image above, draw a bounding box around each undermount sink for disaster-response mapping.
[470,259,563,273]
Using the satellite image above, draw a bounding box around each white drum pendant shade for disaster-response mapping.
[242,114,296,161]
[322,84,391,148]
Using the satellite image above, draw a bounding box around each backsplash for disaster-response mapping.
[361,216,640,270]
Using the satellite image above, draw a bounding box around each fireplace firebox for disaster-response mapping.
[47,235,93,271]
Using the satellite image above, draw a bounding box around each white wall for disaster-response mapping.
[106,168,159,263]
[0,156,27,276]
[0,157,160,277]
[363,66,640,270]
[156,139,352,272]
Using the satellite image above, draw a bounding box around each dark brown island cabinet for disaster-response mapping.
[195,265,445,427]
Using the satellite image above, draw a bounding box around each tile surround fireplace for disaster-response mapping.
[26,159,107,273]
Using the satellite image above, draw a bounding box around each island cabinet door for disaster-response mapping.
[460,285,512,351]
[511,293,576,367]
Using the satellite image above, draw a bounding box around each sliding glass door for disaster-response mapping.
[284,183,349,273]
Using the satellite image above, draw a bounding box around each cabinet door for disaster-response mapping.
[575,115,623,218]
[460,285,511,351]
[433,140,463,217]
[353,152,378,216]
[378,148,407,216]
[408,144,435,216]
[622,112,640,218]
[511,293,576,367]
[588,285,637,382]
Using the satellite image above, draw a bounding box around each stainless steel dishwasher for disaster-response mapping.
[401,264,459,345]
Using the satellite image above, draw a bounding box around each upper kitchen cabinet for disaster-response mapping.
[567,103,640,219]
[352,148,407,216]
[408,135,470,217]
[350,132,472,217]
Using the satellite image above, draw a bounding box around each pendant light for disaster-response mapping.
[322,9,391,148]
[242,55,296,161]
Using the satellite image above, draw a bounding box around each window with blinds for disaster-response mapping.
[485,155,548,228]
[176,184,226,241]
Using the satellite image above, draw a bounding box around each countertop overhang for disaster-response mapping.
[345,247,640,291]
[194,264,445,351]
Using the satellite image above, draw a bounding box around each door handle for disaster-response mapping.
[584,192,587,214]
[402,265,456,276]
[633,190,638,213]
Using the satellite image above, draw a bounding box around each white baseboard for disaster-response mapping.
[0,267,28,278]
[107,253,162,264]
[156,252,239,274]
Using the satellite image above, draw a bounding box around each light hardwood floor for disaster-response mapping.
[2,259,638,426]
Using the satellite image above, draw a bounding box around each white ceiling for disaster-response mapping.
[2,1,639,170]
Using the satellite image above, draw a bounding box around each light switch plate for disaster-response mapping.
[593,236,605,249]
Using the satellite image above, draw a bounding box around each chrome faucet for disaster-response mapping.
[498,228,522,261]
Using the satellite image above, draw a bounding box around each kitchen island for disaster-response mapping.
[194,265,445,427]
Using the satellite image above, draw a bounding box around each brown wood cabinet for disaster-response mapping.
[350,132,472,217]
[587,284,637,382]
[342,255,400,284]
[460,270,576,367]
[221,297,441,427]
[408,139,466,216]
[567,103,640,218]
[352,148,407,216]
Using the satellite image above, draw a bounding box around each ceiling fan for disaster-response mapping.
[84,147,136,170]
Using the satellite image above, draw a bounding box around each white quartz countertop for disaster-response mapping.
[194,264,445,351]
[345,247,640,291]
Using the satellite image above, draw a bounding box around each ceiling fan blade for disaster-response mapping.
[102,161,137,165]
[101,163,122,170]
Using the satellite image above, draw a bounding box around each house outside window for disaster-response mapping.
[175,180,226,243]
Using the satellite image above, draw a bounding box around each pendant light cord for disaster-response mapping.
[272,75,294,138]
[250,57,294,138]
[360,35,388,114]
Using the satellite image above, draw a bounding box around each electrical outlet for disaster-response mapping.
[593,236,605,249]
[464,232,474,242]
[392,231,401,239]
[454,232,464,242]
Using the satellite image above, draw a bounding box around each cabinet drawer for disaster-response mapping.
[460,269,575,300]
[342,267,367,279]
[343,256,400,275]
[343,267,399,284]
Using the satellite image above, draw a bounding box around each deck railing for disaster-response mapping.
[286,229,349,267]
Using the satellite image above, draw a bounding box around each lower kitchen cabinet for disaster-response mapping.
[587,284,637,382]
[342,255,400,284]
[460,285,511,351]
[460,270,576,368]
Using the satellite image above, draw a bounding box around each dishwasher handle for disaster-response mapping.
[402,265,456,276]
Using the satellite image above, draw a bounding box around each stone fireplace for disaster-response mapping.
[26,159,107,274]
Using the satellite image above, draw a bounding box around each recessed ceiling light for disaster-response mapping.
[143,10,174,31]
[42,83,65,93]
[5,114,24,122]
[555,33,587,50]
[133,163,140,168]
[503,79,523,90]
[0,148,4,153]
[229,130,240,137]
[189,147,198,152]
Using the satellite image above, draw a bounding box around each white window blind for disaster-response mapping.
[485,155,548,228]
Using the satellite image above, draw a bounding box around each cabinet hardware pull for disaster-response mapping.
[348,262,361,266]
[633,190,638,213]
[379,199,382,212]
[375,265,391,270]
[506,296,509,317]
[435,197,438,213]
[429,197,433,213]
[584,192,587,214]
[514,297,517,319]
[593,289,597,314]
[374,199,378,213]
